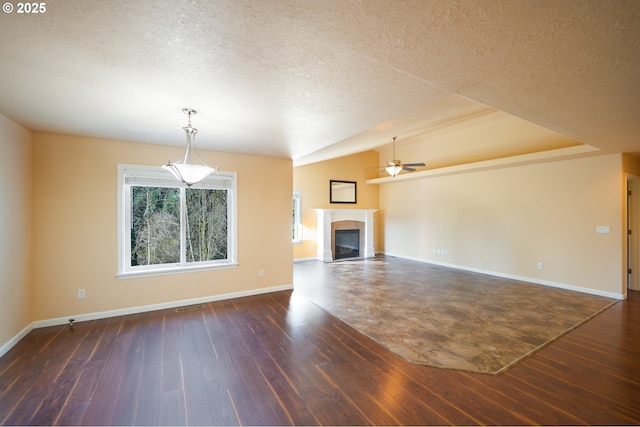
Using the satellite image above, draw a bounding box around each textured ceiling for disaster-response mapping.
[0,0,638,168]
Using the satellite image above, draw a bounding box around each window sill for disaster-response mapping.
[116,262,239,279]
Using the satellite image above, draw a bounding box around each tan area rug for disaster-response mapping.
[294,256,618,375]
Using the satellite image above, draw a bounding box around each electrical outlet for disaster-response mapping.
[258,269,265,277]
[537,262,544,270]
[77,289,86,299]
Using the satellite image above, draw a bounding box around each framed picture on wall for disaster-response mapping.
[330,180,357,204]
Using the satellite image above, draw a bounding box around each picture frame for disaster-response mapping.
[330,180,357,204]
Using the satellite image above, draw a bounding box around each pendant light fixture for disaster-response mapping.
[162,108,217,186]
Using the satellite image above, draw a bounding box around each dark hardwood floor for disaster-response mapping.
[1,273,639,425]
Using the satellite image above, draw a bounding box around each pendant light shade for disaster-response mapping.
[162,108,216,186]
[385,162,403,177]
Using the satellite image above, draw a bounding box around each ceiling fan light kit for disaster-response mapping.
[162,108,218,186]
[385,161,403,177]
[383,136,425,177]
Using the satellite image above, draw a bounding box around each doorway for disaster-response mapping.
[628,177,640,291]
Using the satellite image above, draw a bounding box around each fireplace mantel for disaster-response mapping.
[315,209,377,262]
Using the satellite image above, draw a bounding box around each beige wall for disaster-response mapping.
[31,133,293,321]
[379,153,625,297]
[293,151,380,259]
[0,114,33,348]
[623,153,640,176]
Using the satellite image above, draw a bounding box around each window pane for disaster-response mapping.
[185,188,228,262]
[292,190,301,242]
[131,187,180,266]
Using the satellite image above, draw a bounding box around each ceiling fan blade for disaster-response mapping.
[402,166,416,172]
[403,162,426,167]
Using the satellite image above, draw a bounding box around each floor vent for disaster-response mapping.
[176,304,206,313]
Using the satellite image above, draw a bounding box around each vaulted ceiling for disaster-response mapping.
[0,0,638,169]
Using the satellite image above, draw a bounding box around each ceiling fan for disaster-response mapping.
[376,136,426,177]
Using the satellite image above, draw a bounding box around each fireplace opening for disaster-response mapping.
[334,229,360,260]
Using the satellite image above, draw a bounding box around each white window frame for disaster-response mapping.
[117,164,238,278]
[293,189,302,243]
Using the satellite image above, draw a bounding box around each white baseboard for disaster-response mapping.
[1,284,293,358]
[382,252,625,300]
[2,255,625,358]
[293,257,316,262]
[0,323,34,358]
[33,284,294,328]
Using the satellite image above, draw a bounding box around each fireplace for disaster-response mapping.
[334,229,360,259]
[315,209,377,262]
